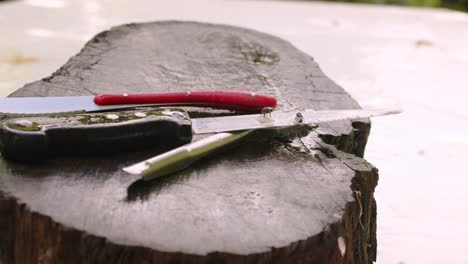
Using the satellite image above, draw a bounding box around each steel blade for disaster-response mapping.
[191,108,401,134]
[0,96,150,115]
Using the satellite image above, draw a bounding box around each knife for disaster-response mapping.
[123,108,401,181]
[0,106,399,165]
[0,90,277,115]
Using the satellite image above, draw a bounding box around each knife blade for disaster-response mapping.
[0,91,277,115]
[190,108,400,134]
[123,108,401,181]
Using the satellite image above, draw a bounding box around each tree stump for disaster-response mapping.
[0,21,378,263]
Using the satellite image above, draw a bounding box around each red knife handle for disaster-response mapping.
[93,91,277,112]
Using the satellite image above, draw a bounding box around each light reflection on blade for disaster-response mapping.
[191,108,402,134]
[0,96,149,115]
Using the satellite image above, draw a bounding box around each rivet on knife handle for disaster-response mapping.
[93,91,277,112]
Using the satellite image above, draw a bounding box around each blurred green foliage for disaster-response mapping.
[325,0,468,11]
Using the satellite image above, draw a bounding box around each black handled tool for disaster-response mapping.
[0,108,192,162]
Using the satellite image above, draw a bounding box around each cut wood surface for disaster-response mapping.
[0,21,378,263]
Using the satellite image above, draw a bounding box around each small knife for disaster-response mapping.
[0,91,277,115]
[123,108,401,181]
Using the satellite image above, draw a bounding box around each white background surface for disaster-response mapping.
[1,0,468,263]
